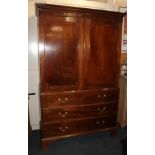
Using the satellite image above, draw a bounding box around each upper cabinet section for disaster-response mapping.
[36,4,124,93]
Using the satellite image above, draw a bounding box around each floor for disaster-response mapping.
[28,127,127,155]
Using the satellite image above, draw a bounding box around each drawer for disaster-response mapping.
[42,102,117,123]
[41,89,118,109]
[84,102,117,116]
[83,90,118,104]
[42,115,116,138]
[42,106,84,122]
[41,93,83,108]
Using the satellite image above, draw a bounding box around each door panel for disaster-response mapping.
[40,16,84,91]
[85,18,118,89]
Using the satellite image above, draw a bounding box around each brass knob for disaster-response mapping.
[97,94,101,98]
[65,126,68,129]
[58,127,62,130]
[65,97,68,101]
[96,121,100,124]
[97,107,100,111]
[103,94,107,98]
[102,120,105,124]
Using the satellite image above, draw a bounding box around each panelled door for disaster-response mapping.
[84,17,119,89]
[39,15,84,92]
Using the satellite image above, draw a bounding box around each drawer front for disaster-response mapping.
[83,90,118,104]
[42,102,117,123]
[41,89,118,108]
[42,115,116,138]
[84,102,117,116]
[42,106,84,122]
[41,93,83,108]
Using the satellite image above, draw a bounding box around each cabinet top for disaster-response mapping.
[36,3,125,18]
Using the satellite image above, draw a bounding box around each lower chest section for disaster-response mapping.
[40,89,118,138]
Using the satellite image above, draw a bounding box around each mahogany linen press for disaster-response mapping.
[36,3,124,149]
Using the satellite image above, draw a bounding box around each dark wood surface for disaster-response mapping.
[36,4,124,149]
[85,18,118,88]
[41,102,117,123]
[40,89,118,108]
[42,115,116,138]
[44,16,82,89]
[36,3,125,18]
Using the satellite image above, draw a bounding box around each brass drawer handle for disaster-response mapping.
[97,94,101,98]
[97,107,106,112]
[97,94,107,99]
[58,126,69,132]
[96,120,105,125]
[96,121,100,124]
[103,94,107,98]
[58,97,68,103]
[58,111,68,117]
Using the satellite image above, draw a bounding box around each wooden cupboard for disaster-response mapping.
[36,4,124,149]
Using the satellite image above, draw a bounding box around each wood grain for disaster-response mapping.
[36,4,124,149]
